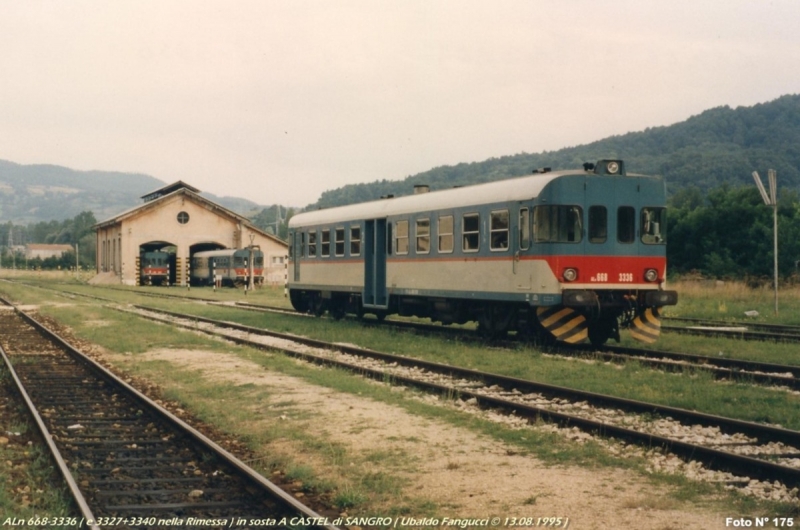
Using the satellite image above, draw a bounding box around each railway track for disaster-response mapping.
[118,303,800,502]
[235,300,800,390]
[663,316,800,342]
[0,302,339,530]
[6,280,800,391]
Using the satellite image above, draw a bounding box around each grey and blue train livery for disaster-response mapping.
[287,160,677,345]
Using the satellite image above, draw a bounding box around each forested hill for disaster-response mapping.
[310,94,800,210]
[0,160,263,224]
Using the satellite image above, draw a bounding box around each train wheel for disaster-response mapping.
[477,304,513,339]
[289,291,310,313]
[588,315,619,347]
[330,299,346,320]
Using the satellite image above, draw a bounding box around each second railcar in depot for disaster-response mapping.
[287,160,677,345]
[190,248,265,287]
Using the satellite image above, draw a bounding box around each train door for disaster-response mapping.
[363,219,388,309]
[291,231,302,281]
[513,204,532,290]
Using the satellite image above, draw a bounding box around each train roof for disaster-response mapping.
[291,171,572,228]
[292,168,619,227]
[193,248,262,258]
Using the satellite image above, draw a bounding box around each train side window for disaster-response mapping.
[533,205,583,243]
[350,226,361,256]
[490,210,509,251]
[307,230,317,258]
[641,207,667,244]
[519,208,530,250]
[396,220,409,255]
[589,206,607,243]
[617,206,635,244]
[438,215,454,253]
[416,218,430,254]
[321,229,331,257]
[462,213,480,252]
[335,227,345,256]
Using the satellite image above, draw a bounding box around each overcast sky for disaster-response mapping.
[1,1,799,207]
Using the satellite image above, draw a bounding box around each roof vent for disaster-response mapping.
[533,167,551,174]
[380,194,395,199]
[413,184,430,194]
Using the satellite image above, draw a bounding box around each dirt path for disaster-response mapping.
[124,347,728,530]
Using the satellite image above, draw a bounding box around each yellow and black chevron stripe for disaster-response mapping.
[536,306,588,344]
[630,307,661,343]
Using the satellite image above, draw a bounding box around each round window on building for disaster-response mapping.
[177,211,190,224]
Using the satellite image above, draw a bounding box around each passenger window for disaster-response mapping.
[641,207,667,244]
[321,229,331,257]
[533,205,583,243]
[490,210,509,251]
[396,220,409,255]
[462,213,480,252]
[519,208,530,250]
[617,206,635,244]
[589,206,607,243]
[350,226,361,256]
[416,218,430,254]
[438,215,454,253]
[335,227,345,256]
[307,230,316,258]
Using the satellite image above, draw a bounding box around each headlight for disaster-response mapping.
[606,161,620,174]
[563,268,578,282]
[644,269,658,282]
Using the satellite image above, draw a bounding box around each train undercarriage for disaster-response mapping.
[288,288,678,346]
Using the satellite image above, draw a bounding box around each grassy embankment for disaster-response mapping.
[0,272,798,518]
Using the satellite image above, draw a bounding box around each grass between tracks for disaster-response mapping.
[0,273,798,519]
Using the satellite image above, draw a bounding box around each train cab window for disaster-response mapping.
[519,208,530,250]
[396,220,409,255]
[350,226,361,256]
[321,229,331,257]
[490,210,510,251]
[255,256,264,266]
[307,230,317,258]
[438,215,454,253]
[416,218,430,254]
[462,213,480,252]
[534,205,583,243]
[335,228,345,256]
[617,206,636,244]
[589,206,608,243]
[641,207,667,244]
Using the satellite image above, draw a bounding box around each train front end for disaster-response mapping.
[533,160,677,345]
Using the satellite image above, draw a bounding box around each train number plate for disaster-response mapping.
[618,273,634,282]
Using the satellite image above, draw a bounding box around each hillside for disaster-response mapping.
[310,94,800,210]
[0,160,263,224]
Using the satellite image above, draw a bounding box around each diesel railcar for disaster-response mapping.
[140,250,174,286]
[190,248,265,287]
[287,160,677,345]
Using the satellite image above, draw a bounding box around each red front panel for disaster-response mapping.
[535,255,666,285]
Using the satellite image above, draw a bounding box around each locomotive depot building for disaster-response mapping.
[94,181,288,286]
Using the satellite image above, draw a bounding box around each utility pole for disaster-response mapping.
[247,234,258,292]
[752,169,778,314]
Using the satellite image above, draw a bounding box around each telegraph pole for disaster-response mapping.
[752,169,778,314]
